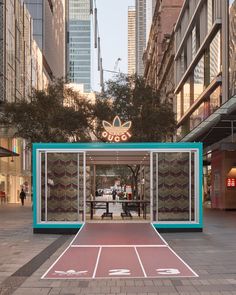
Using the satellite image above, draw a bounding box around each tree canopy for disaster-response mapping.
[94,74,176,142]
[0,75,176,144]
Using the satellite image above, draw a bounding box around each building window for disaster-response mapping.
[176,92,182,121]
[209,86,221,114]
[183,79,191,113]
[210,31,221,81]
[190,103,205,130]
[207,0,213,32]
[193,57,204,101]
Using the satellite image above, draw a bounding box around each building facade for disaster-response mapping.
[24,0,66,80]
[143,0,183,94]
[0,0,34,203]
[174,0,236,210]
[128,6,136,75]
[67,0,91,93]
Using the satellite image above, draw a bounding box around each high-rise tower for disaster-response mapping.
[128,6,136,75]
[67,0,91,93]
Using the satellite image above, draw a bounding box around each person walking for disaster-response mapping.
[19,188,26,206]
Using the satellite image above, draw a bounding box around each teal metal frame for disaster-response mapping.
[33,142,203,231]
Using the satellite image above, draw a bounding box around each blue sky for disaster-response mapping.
[92,0,135,91]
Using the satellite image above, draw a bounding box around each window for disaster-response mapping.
[193,57,204,101]
[209,86,221,114]
[210,31,221,81]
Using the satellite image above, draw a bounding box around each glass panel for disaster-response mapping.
[209,86,221,114]
[194,57,204,101]
[158,152,190,221]
[183,79,191,113]
[46,153,79,222]
[41,152,45,221]
[190,102,205,130]
[207,0,213,32]
[176,92,182,121]
[210,31,221,81]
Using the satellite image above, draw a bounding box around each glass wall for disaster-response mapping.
[229,0,236,98]
[152,151,197,222]
[39,152,85,222]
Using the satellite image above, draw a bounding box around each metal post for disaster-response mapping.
[77,153,80,221]
[189,152,192,222]
[83,152,86,223]
[150,152,153,222]
[45,152,47,222]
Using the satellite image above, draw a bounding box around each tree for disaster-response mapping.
[94,74,177,198]
[0,79,94,144]
[95,74,176,142]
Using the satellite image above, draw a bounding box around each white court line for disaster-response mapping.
[41,223,85,279]
[134,246,147,278]
[70,244,168,248]
[167,246,199,277]
[92,246,102,278]
[151,223,168,246]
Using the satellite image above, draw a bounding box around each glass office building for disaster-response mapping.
[67,0,91,93]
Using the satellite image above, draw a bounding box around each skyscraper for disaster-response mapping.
[135,0,146,75]
[128,6,136,75]
[24,0,66,80]
[67,0,91,93]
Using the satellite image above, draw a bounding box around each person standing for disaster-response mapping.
[112,189,117,201]
[19,189,26,206]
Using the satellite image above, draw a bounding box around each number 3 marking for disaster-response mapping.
[156,268,180,275]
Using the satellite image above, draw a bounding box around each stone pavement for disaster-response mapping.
[1,204,236,294]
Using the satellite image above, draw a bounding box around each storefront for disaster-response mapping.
[33,142,203,233]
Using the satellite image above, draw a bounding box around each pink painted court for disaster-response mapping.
[42,224,198,279]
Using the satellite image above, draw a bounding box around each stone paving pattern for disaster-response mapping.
[1,203,236,294]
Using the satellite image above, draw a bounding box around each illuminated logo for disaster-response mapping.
[102,116,132,142]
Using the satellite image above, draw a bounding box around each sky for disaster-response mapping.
[91,0,135,91]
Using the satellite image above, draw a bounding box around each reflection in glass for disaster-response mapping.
[176,92,182,121]
[190,103,205,130]
[210,31,221,81]
[183,80,190,113]
[209,86,221,114]
[194,57,204,100]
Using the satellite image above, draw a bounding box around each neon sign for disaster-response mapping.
[102,116,132,142]
[226,177,236,187]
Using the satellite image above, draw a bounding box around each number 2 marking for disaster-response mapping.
[156,268,180,275]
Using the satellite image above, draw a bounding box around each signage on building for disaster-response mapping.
[226,178,236,187]
[102,116,132,142]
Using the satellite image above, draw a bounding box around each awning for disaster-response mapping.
[0,146,19,157]
[180,96,236,148]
